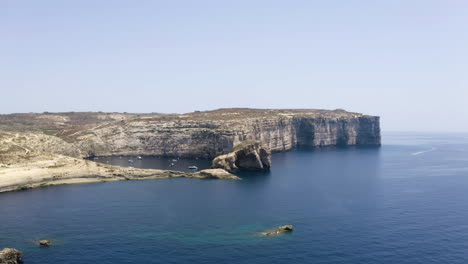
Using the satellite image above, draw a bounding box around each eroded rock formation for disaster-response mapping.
[38,240,51,247]
[212,141,271,172]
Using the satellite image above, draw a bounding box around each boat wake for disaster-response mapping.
[411,147,436,156]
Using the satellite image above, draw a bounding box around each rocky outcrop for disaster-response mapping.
[263,225,294,236]
[38,240,51,247]
[212,141,271,172]
[60,109,380,158]
[0,248,23,264]
[197,169,241,179]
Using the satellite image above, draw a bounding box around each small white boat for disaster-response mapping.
[128,160,134,163]
[128,166,134,168]
[170,163,175,166]
[188,166,198,170]
[137,156,143,160]
[172,159,177,162]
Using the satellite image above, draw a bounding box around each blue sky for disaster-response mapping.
[1,0,467,132]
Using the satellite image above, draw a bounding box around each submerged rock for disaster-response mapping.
[0,248,23,264]
[264,225,294,236]
[212,141,271,172]
[38,240,51,247]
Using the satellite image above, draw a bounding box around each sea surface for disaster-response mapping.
[1,132,468,263]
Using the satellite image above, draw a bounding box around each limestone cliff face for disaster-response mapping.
[244,115,381,152]
[69,120,237,158]
[0,109,381,159]
[212,141,271,172]
[67,109,380,158]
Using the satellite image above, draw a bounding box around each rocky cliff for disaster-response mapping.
[212,141,271,172]
[62,109,380,158]
[0,108,380,193]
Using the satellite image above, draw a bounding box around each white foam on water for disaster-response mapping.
[411,147,436,156]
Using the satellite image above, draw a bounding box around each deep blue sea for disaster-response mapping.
[1,132,468,264]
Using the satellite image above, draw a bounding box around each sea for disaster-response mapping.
[1,132,468,263]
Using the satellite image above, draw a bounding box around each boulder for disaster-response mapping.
[212,141,271,172]
[0,248,23,264]
[264,225,294,236]
[38,240,51,247]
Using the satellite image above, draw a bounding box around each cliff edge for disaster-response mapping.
[5,108,379,158]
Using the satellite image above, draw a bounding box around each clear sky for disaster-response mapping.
[2,0,467,132]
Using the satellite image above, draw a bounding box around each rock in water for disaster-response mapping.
[0,248,23,264]
[212,141,271,172]
[277,225,294,232]
[38,240,51,247]
[264,225,294,236]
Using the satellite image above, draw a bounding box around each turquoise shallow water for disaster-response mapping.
[1,132,468,263]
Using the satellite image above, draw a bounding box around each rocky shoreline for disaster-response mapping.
[0,130,239,193]
[0,155,239,193]
[0,108,380,194]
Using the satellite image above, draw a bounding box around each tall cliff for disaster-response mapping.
[62,109,380,158]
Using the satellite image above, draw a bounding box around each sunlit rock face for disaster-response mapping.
[212,141,271,172]
[63,109,380,158]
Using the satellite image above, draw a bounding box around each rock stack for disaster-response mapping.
[212,141,271,172]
